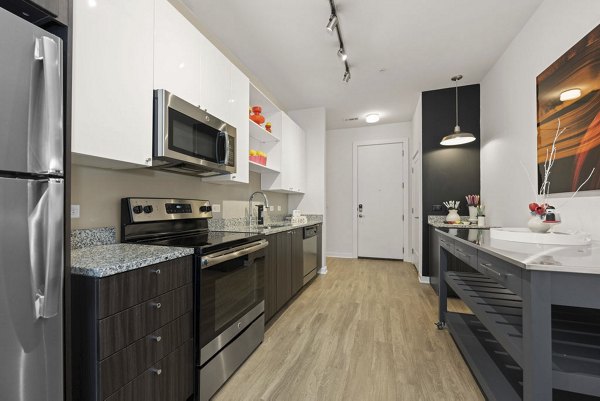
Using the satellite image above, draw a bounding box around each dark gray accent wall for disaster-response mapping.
[422,84,480,276]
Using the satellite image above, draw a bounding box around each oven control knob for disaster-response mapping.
[143,205,153,214]
[132,205,143,214]
[200,205,212,213]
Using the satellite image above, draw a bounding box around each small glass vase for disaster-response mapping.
[468,206,478,223]
[446,209,460,223]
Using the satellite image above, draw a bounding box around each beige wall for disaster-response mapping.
[71,165,288,233]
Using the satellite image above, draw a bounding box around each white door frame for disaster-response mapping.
[411,149,425,280]
[352,138,410,259]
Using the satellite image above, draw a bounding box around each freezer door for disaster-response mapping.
[0,7,63,175]
[0,177,64,401]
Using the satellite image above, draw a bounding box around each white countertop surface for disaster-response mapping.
[436,228,600,275]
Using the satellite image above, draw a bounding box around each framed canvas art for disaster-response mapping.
[536,24,600,194]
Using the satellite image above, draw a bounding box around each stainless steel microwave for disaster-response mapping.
[152,89,236,177]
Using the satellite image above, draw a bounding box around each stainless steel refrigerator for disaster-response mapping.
[0,6,64,401]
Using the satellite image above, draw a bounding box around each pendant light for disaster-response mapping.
[440,75,476,146]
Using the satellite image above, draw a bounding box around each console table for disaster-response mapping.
[435,228,600,401]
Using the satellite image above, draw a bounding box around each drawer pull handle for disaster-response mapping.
[150,302,162,309]
[151,368,162,376]
[150,335,162,342]
[152,269,161,275]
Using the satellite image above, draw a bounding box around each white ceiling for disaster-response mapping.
[181,0,543,129]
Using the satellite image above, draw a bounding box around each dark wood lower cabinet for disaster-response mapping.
[266,226,321,322]
[72,256,194,401]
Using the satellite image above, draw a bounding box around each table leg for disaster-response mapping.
[522,270,552,401]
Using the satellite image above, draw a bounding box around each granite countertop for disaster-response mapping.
[428,215,492,229]
[436,227,600,275]
[216,220,321,235]
[71,243,194,278]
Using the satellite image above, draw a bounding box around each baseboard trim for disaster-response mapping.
[418,276,430,284]
[326,252,354,259]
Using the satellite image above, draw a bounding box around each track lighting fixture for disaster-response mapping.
[326,14,338,32]
[326,0,351,83]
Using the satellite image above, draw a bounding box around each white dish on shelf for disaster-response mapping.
[490,228,591,246]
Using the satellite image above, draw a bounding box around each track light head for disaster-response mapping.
[343,71,351,83]
[337,48,347,61]
[326,14,338,32]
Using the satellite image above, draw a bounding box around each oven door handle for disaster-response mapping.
[201,239,268,269]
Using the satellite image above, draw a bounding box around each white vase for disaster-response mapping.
[468,206,478,222]
[446,209,460,223]
[528,215,551,233]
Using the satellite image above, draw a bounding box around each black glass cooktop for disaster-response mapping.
[142,231,263,254]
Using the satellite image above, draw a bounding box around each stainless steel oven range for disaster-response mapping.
[121,197,267,401]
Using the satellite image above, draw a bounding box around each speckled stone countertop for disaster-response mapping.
[428,215,492,229]
[71,243,194,278]
[216,218,323,235]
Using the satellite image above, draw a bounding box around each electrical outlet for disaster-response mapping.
[212,204,221,213]
[71,205,80,219]
[432,204,443,212]
[277,205,281,212]
[269,206,274,212]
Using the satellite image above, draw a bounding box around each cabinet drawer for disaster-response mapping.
[98,256,193,319]
[439,236,455,254]
[476,253,522,297]
[104,340,194,401]
[99,284,192,360]
[99,312,192,398]
[453,242,477,267]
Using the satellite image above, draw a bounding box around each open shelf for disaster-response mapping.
[446,272,524,366]
[249,161,280,174]
[446,272,600,398]
[446,312,523,401]
[249,120,280,143]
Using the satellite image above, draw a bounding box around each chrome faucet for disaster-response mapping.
[248,191,270,226]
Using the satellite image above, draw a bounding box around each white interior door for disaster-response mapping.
[357,142,404,259]
[411,152,421,272]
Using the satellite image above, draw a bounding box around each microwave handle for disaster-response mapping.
[215,131,226,165]
[224,133,230,166]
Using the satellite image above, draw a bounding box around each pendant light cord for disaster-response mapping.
[455,79,459,127]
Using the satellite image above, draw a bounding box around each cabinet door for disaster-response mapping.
[264,234,278,322]
[200,43,230,123]
[154,0,202,107]
[32,0,59,17]
[290,229,304,295]
[72,0,154,167]
[295,126,307,193]
[203,64,250,184]
[276,232,292,311]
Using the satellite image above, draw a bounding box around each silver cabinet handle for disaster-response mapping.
[150,302,162,309]
[150,368,162,376]
[150,335,162,342]
[152,269,161,275]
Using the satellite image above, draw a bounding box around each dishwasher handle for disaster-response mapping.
[303,225,318,239]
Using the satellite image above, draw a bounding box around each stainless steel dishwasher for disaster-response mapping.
[303,225,318,284]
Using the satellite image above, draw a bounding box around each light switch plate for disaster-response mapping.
[71,205,80,219]
[277,205,281,212]
[212,204,221,213]
[269,206,274,212]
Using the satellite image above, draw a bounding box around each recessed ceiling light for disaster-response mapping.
[178,62,185,69]
[560,88,581,102]
[366,113,380,124]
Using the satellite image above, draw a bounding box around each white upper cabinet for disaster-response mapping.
[199,43,232,124]
[261,113,306,194]
[71,0,154,168]
[154,0,202,107]
[204,64,250,184]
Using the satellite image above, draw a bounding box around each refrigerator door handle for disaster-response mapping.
[32,179,64,319]
[34,36,63,175]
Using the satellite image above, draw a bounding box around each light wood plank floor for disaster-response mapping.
[213,257,484,401]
